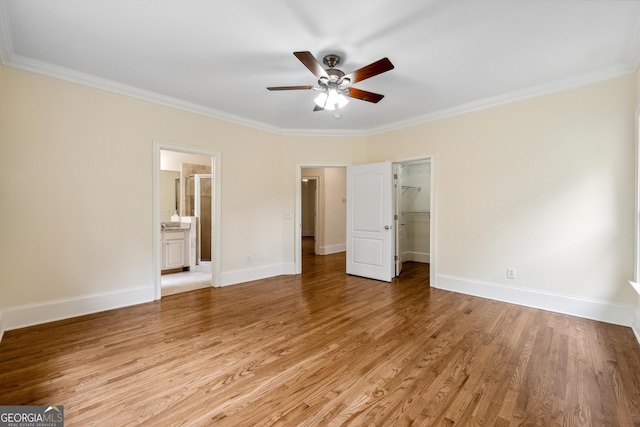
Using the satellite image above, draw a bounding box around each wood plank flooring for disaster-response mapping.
[1,240,640,425]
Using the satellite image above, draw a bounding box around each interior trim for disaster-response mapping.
[220,263,296,287]
[0,53,633,138]
[435,274,634,328]
[369,65,635,135]
[1,285,154,333]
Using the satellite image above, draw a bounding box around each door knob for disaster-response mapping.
[384,225,391,230]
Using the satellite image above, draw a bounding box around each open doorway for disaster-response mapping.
[153,141,221,299]
[343,155,435,285]
[393,159,431,277]
[301,176,319,257]
[295,163,350,274]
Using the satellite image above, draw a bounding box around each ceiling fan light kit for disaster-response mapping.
[267,51,394,112]
[314,90,349,111]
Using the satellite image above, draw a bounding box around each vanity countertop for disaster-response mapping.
[161,222,191,231]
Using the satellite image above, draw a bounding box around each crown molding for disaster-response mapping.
[368,64,636,136]
[625,11,640,72]
[0,0,13,65]
[3,53,287,135]
[3,52,375,138]
[1,46,637,139]
[2,1,639,138]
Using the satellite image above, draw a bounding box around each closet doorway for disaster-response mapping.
[393,159,432,277]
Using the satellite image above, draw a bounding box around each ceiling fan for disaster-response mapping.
[267,51,394,111]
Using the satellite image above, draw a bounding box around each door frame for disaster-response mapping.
[390,153,436,287]
[294,155,434,285]
[295,162,351,274]
[393,163,403,277]
[152,140,222,300]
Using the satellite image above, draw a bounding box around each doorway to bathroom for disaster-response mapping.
[153,141,221,299]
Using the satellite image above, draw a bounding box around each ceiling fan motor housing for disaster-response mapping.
[323,54,341,68]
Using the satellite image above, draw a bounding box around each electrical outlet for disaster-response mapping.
[506,267,516,279]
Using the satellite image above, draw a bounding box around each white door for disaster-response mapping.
[346,161,394,282]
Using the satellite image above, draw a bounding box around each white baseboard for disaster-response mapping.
[633,309,640,345]
[0,263,299,342]
[403,251,429,263]
[220,262,295,287]
[630,282,640,345]
[435,274,634,327]
[318,243,346,255]
[1,285,155,334]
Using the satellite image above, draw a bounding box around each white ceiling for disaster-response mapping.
[1,1,639,136]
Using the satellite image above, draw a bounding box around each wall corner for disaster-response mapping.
[630,281,640,346]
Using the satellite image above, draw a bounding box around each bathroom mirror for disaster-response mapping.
[160,170,180,222]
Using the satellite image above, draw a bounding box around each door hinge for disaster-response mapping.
[394,173,398,180]
[394,214,398,220]
[394,255,399,261]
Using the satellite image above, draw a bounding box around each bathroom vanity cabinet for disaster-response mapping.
[161,229,190,271]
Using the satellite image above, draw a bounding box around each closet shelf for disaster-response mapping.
[401,185,421,194]
[403,210,430,215]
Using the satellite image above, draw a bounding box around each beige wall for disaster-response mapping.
[161,150,211,172]
[0,62,637,331]
[0,65,365,313]
[367,74,637,307]
[322,167,347,251]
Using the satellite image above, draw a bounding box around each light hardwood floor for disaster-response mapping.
[1,239,639,426]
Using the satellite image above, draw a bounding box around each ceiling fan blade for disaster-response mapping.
[346,88,385,103]
[294,51,329,79]
[344,57,394,84]
[267,85,315,91]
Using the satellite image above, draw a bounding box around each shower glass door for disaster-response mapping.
[185,174,212,262]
